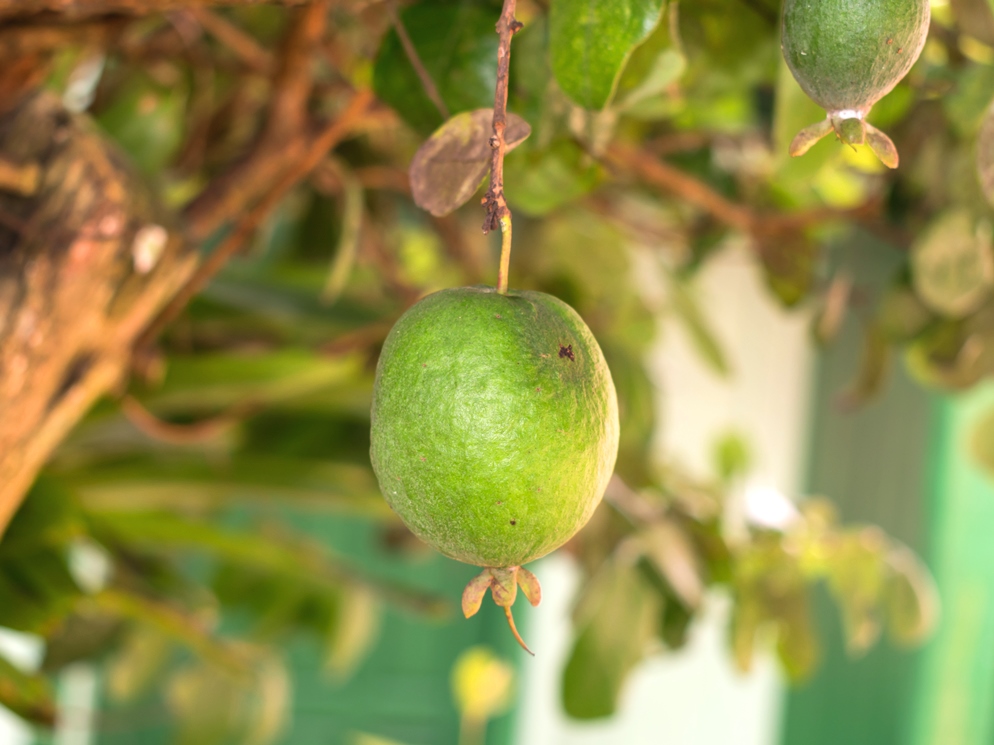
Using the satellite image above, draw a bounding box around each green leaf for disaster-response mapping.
[73,454,389,517]
[0,507,82,633]
[140,350,368,414]
[91,512,448,618]
[372,2,499,134]
[713,430,752,483]
[639,519,704,609]
[321,159,365,304]
[0,653,56,726]
[550,0,666,110]
[562,554,658,719]
[91,589,247,674]
[503,139,602,215]
[838,324,892,409]
[613,6,686,116]
[774,586,820,681]
[96,70,187,174]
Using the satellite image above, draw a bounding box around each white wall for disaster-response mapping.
[516,241,814,745]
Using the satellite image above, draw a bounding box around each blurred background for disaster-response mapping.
[1,0,993,743]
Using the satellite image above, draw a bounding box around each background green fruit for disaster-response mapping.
[370,286,619,569]
[782,0,930,115]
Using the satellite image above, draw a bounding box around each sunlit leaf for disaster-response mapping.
[324,584,381,679]
[883,546,939,646]
[550,0,666,109]
[823,531,887,655]
[106,627,172,703]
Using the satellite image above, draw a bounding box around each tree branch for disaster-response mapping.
[186,6,273,73]
[607,143,881,237]
[183,0,327,241]
[138,87,374,347]
[482,0,521,294]
[0,92,197,538]
[0,0,305,21]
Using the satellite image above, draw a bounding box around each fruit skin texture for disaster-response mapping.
[782,0,929,114]
[370,286,619,569]
[781,0,930,167]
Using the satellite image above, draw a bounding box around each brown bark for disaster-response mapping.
[0,92,197,537]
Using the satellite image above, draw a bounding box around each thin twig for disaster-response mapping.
[187,7,273,73]
[0,0,307,21]
[263,0,328,144]
[607,143,882,236]
[482,0,522,294]
[607,144,752,231]
[183,1,327,241]
[137,88,374,348]
[387,2,449,120]
[121,395,248,445]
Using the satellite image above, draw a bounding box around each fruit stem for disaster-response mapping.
[497,214,512,294]
[482,0,521,291]
[504,604,534,656]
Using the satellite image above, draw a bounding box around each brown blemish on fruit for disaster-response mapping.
[422,363,427,368]
[496,500,503,505]
[535,386,541,392]
[886,38,893,45]
[495,313,502,319]
[510,519,517,526]
[419,456,426,461]
[559,344,574,361]
[897,47,903,53]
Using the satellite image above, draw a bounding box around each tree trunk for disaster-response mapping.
[0,91,196,536]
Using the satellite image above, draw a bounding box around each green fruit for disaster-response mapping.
[781,0,930,167]
[371,285,618,566]
[370,286,619,651]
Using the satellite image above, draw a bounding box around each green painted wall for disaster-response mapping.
[782,235,934,745]
[910,386,994,745]
[783,234,994,745]
[90,514,525,745]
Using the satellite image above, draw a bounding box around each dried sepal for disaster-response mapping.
[459,566,542,655]
[516,566,542,606]
[462,570,493,619]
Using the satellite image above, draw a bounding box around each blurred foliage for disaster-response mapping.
[12,0,994,738]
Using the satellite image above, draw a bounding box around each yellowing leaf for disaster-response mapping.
[451,646,514,723]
